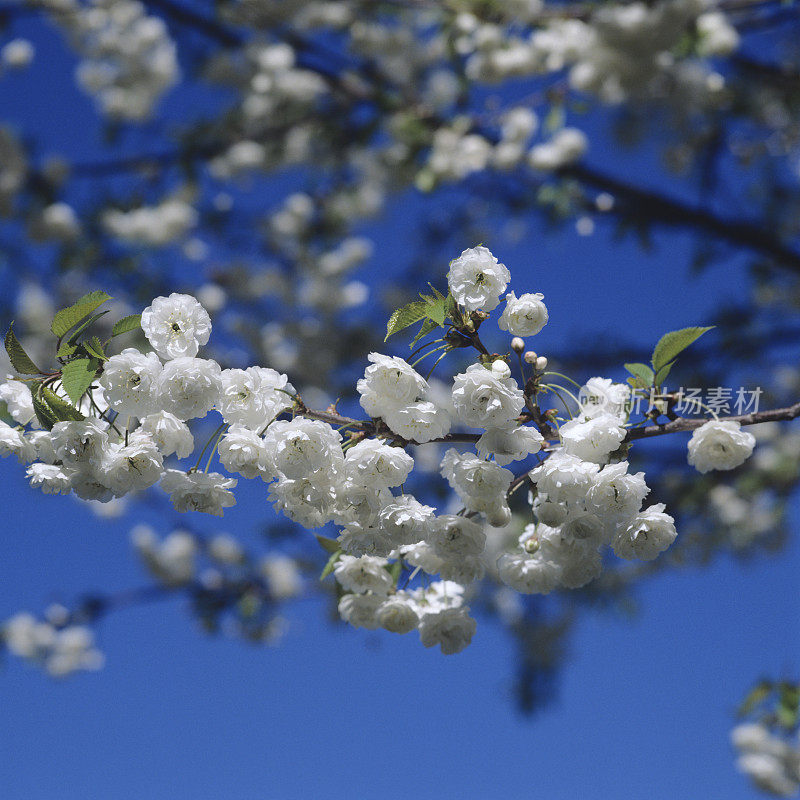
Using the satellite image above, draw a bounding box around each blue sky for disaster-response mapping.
[0,13,797,800]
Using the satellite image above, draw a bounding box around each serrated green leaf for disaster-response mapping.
[654,361,675,388]
[4,324,42,375]
[385,301,429,341]
[60,358,97,407]
[56,342,77,360]
[67,310,110,345]
[315,534,341,555]
[411,317,440,347]
[51,291,112,339]
[651,327,714,372]
[112,314,142,337]
[83,336,107,361]
[445,293,458,319]
[42,386,85,422]
[424,294,447,326]
[624,362,654,389]
[32,392,58,430]
[320,549,342,581]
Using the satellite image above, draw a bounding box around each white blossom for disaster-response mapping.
[559,413,626,464]
[0,420,36,462]
[160,469,237,516]
[269,476,337,528]
[333,555,394,594]
[344,439,413,489]
[418,606,476,654]
[452,364,525,428]
[132,526,196,586]
[578,377,631,421]
[382,400,451,443]
[218,425,272,479]
[379,496,436,546]
[476,425,544,465]
[613,503,677,561]
[263,418,342,479]
[217,366,295,430]
[141,293,211,360]
[138,411,194,458]
[357,353,428,417]
[0,379,35,425]
[26,463,72,495]
[430,514,486,560]
[498,291,549,337]
[338,592,383,630]
[99,348,162,418]
[446,245,510,312]
[497,551,562,594]
[103,433,164,496]
[377,598,420,634]
[687,419,756,473]
[157,357,222,420]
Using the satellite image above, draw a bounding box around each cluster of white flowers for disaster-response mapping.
[102,197,197,247]
[0,246,764,656]
[33,0,179,120]
[498,392,674,594]
[131,524,302,601]
[731,722,800,797]
[1,610,104,677]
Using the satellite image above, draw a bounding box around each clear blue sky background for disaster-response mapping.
[0,15,797,800]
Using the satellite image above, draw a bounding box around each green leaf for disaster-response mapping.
[66,310,110,345]
[32,392,58,431]
[651,327,714,372]
[411,317,440,347]
[41,386,85,422]
[624,362,654,389]
[51,291,112,339]
[4,324,42,375]
[738,681,772,717]
[423,293,447,326]
[777,683,800,730]
[385,300,429,341]
[56,342,77,360]
[112,314,142,337]
[654,361,675,388]
[387,560,402,585]
[315,534,341,555]
[0,400,14,427]
[83,336,107,361]
[60,358,97,407]
[320,549,342,581]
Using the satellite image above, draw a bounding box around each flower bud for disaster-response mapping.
[523,351,537,364]
[491,359,511,379]
[511,337,525,353]
[524,537,540,554]
[535,356,548,371]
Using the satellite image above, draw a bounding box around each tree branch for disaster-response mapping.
[624,401,800,441]
[559,163,800,272]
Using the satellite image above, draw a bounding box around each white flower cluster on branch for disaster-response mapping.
[0,246,783,658]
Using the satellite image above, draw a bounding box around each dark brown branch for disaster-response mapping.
[560,163,800,272]
[624,401,800,441]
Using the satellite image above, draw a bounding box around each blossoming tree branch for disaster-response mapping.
[0,246,791,661]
